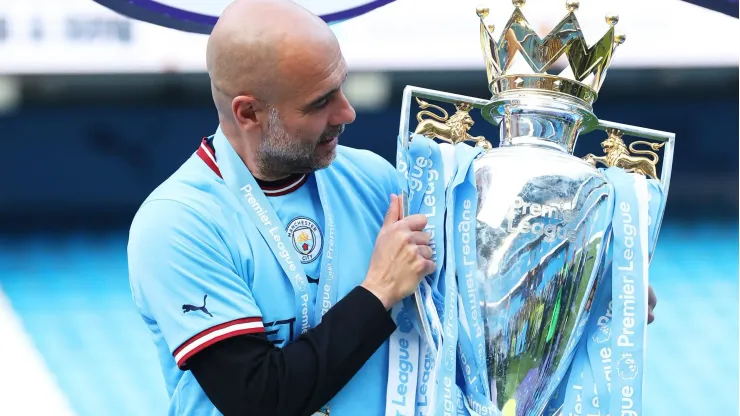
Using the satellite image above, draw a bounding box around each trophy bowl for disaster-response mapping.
[395,1,675,414]
[471,121,613,413]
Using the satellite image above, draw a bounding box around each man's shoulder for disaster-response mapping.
[336,145,395,175]
[333,145,400,194]
[131,155,234,238]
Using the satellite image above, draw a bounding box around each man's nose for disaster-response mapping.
[330,92,356,126]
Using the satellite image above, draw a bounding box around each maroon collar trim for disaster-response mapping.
[196,137,307,196]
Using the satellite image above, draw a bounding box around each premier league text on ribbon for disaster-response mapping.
[390,337,417,409]
[616,201,638,351]
[595,301,614,393]
[415,156,440,260]
[322,213,335,316]
[416,350,434,409]
[241,184,309,334]
[457,199,485,359]
[615,200,640,416]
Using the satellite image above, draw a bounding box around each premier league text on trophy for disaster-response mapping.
[506,196,578,243]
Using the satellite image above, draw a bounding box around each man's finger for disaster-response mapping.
[383,194,400,226]
[647,285,657,325]
[410,231,431,246]
[401,213,428,231]
[422,259,436,277]
[648,285,657,308]
[418,245,433,260]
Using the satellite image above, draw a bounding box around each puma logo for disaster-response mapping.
[182,294,213,317]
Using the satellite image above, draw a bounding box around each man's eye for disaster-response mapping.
[315,98,329,108]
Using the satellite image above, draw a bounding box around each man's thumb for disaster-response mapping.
[384,194,401,225]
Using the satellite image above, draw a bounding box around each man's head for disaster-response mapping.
[206,0,356,180]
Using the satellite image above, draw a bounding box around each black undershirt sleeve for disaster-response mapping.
[187,285,397,416]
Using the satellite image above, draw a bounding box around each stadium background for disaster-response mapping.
[0,0,737,415]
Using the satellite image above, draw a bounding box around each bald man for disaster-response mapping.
[126,1,435,416]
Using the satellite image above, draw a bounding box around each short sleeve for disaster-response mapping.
[386,158,403,196]
[127,198,264,369]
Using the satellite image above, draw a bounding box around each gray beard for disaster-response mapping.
[257,107,339,178]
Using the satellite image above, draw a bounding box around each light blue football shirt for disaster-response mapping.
[127,134,400,416]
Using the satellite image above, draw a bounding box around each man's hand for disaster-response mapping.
[362,194,435,310]
[647,285,657,324]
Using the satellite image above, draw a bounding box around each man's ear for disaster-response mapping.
[232,95,266,132]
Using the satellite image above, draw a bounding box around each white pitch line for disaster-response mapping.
[0,285,77,416]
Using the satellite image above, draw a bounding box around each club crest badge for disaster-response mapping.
[286,217,323,264]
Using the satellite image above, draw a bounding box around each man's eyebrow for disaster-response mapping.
[305,72,349,109]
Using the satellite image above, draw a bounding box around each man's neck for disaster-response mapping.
[220,123,290,182]
[254,170,292,182]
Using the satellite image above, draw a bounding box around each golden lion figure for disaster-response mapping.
[583,129,665,179]
[412,97,491,149]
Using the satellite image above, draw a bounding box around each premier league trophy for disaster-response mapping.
[390,1,675,415]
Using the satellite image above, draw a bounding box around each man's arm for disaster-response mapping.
[188,285,395,416]
[129,195,432,416]
[128,199,395,415]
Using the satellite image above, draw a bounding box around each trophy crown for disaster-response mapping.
[478,0,625,107]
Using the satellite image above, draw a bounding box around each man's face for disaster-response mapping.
[257,55,355,178]
[258,105,346,177]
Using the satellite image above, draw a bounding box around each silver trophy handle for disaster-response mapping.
[594,120,676,197]
[398,85,676,268]
[397,85,490,351]
[593,120,676,258]
[399,85,490,150]
[399,85,676,193]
